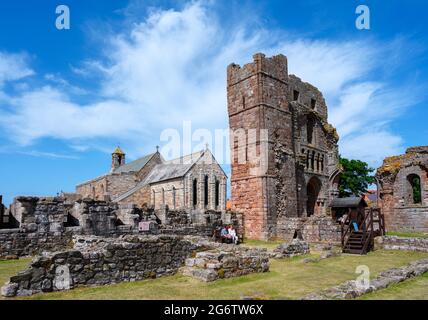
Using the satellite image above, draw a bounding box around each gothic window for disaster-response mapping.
[172,187,176,209]
[193,179,198,206]
[407,174,422,204]
[307,116,315,145]
[320,156,324,172]
[215,179,220,208]
[204,175,209,207]
[162,188,165,206]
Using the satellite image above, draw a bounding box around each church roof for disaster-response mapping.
[113,150,208,202]
[113,152,157,174]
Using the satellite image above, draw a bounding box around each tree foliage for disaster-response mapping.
[338,156,376,197]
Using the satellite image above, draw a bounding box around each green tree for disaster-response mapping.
[338,156,376,197]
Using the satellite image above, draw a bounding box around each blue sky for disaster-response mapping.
[0,0,427,205]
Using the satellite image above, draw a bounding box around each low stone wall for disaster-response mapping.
[0,228,78,259]
[1,234,201,297]
[374,236,428,252]
[182,247,269,282]
[302,258,428,300]
[278,215,341,243]
[272,239,310,258]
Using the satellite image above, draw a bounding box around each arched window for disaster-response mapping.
[204,175,209,207]
[193,179,198,206]
[215,179,220,208]
[307,116,315,145]
[92,186,96,199]
[408,174,422,204]
[162,188,165,206]
[172,187,176,209]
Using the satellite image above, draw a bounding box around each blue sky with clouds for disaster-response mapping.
[0,0,427,205]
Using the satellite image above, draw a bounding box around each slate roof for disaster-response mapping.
[113,151,206,202]
[113,153,156,174]
[330,197,367,208]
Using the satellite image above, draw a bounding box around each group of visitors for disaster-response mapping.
[220,225,239,244]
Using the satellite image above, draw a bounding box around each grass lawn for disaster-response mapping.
[386,231,428,238]
[1,250,427,300]
[359,272,428,300]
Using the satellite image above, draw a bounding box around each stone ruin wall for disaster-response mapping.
[377,146,428,233]
[1,235,199,297]
[0,196,240,259]
[1,234,270,297]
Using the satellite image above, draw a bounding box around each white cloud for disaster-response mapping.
[0,52,34,86]
[0,1,419,167]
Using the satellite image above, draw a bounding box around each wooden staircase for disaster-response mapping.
[341,208,385,255]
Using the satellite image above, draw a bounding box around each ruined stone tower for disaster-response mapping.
[227,53,341,240]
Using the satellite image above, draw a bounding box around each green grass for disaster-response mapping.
[359,272,428,300]
[1,250,427,300]
[240,239,284,250]
[386,231,428,239]
[0,258,32,296]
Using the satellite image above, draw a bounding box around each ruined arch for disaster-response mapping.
[307,176,322,217]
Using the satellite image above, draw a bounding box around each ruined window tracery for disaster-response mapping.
[307,116,315,145]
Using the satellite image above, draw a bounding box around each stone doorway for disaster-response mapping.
[307,177,322,217]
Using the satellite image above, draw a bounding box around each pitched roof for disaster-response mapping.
[113,151,205,202]
[113,152,156,174]
[329,197,367,208]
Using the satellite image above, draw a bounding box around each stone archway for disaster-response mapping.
[307,176,322,217]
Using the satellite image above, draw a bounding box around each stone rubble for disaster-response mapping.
[272,239,310,258]
[302,258,428,300]
[374,236,428,253]
[181,247,269,282]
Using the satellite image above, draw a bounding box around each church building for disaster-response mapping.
[76,147,227,213]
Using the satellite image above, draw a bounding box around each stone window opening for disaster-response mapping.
[320,156,324,172]
[407,174,422,204]
[293,90,300,102]
[192,179,198,207]
[316,154,320,172]
[92,186,96,199]
[204,175,209,208]
[307,116,315,145]
[242,95,246,110]
[311,98,316,109]
[310,151,315,170]
[215,179,220,209]
[172,187,176,209]
[162,188,165,206]
[64,213,79,227]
